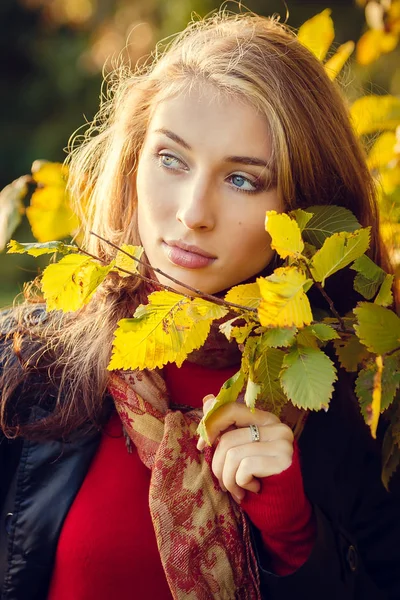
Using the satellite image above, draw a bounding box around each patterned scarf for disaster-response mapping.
[107,364,261,600]
[107,282,306,599]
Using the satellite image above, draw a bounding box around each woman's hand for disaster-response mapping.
[197,396,294,503]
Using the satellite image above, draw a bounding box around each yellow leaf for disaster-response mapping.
[297,9,335,61]
[114,244,144,277]
[324,41,355,80]
[380,166,400,195]
[42,254,112,312]
[108,292,227,371]
[257,267,313,328]
[350,95,400,136]
[310,228,371,286]
[356,29,398,65]
[26,187,79,242]
[367,131,397,170]
[369,355,383,439]
[265,211,304,259]
[224,282,261,309]
[31,160,68,187]
[27,160,79,242]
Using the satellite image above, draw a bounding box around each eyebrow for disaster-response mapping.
[154,128,271,168]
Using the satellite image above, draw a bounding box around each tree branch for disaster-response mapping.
[303,262,347,331]
[86,232,257,314]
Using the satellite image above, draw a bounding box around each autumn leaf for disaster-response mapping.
[324,41,355,79]
[297,9,335,61]
[197,370,245,444]
[265,211,304,259]
[7,239,77,257]
[356,353,400,437]
[27,161,79,242]
[354,302,400,354]
[310,228,371,286]
[114,244,144,276]
[333,334,371,372]
[257,267,313,328]
[224,282,261,309]
[357,29,398,66]
[350,95,400,136]
[41,254,113,312]
[351,254,386,299]
[108,292,228,371]
[375,274,394,307]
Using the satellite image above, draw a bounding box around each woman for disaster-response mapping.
[1,10,399,600]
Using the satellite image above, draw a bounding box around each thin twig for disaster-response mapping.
[89,231,257,313]
[303,263,347,332]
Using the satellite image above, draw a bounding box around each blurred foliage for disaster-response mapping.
[1,0,400,307]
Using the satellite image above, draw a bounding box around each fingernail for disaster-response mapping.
[232,494,242,504]
[203,394,215,403]
[196,438,205,452]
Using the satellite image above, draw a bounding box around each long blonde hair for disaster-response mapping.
[0,9,391,439]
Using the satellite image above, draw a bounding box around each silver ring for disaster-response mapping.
[249,424,260,442]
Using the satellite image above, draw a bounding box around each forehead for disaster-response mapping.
[146,84,272,159]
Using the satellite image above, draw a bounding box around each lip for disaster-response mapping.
[165,240,216,258]
[162,240,217,269]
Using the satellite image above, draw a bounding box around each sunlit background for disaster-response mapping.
[1,0,399,306]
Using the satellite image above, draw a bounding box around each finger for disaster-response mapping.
[205,403,280,446]
[221,441,294,500]
[212,425,293,483]
[202,394,215,415]
[196,395,217,451]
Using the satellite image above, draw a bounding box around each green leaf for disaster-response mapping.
[354,302,400,354]
[295,323,339,349]
[302,205,361,248]
[41,254,112,312]
[114,244,144,276]
[351,254,385,299]
[375,274,394,307]
[224,282,261,309]
[310,228,371,286]
[197,370,246,443]
[264,211,304,259]
[7,239,77,257]
[296,329,319,349]
[253,346,288,414]
[333,335,371,372]
[289,209,314,231]
[280,346,337,410]
[108,292,227,371]
[260,327,297,348]
[0,176,28,252]
[382,416,400,489]
[355,354,400,419]
[306,323,340,342]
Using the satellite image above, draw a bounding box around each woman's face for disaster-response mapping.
[136,84,282,295]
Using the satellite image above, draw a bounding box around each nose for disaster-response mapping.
[176,174,215,231]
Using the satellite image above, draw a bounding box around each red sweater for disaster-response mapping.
[48,361,315,599]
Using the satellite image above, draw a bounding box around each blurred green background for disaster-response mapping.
[1,0,399,307]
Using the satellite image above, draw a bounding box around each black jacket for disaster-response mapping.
[1,350,400,599]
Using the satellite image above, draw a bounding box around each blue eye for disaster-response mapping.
[229,174,258,193]
[159,154,184,169]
